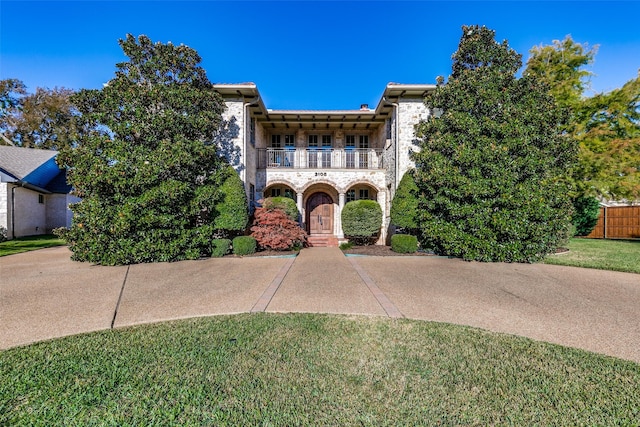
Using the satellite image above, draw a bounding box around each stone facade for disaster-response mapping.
[213,82,435,245]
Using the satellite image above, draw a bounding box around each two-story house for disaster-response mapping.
[215,82,435,246]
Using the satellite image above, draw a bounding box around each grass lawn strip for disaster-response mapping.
[544,238,640,274]
[2,313,639,425]
[0,234,65,257]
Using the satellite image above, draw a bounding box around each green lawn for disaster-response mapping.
[2,313,639,425]
[544,238,640,274]
[0,234,65,257]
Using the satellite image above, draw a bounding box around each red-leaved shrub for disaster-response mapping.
[250,207,307,250]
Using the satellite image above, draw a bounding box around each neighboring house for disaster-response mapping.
[214,82,435,245]
[0,146,78,239]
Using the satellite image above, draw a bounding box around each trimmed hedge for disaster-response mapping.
[211,239,231,258]
[262,197,299,221]
[213,166,249,236]
[391,234,418,254]
[233,236,257,255]
[341,200,382,245]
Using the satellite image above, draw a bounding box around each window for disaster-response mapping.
[346,187,372,202]
[308,134,318,148]
[271,135,281,148]
[249,183,255,205]
[345,135,355,149]
[270,188,281,197]
[359,135,369,149]
[284,134,295,148]
[250,118,256,146]
[38,194,44,204]
[322,135,332,148]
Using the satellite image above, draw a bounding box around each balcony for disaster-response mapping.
[258,148,384,169]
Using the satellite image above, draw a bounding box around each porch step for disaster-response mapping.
[307,235,339,247]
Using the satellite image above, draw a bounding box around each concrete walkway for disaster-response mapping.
[1,246,639,363]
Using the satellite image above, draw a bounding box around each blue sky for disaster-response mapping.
[1,1,639,110]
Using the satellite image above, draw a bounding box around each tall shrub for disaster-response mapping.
[390,170,420,235]
[56,34,228,265]
[413,26,577,262]
[341,200,382,245]
[213,166,249,237]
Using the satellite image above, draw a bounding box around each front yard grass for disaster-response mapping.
[0,234,65,257]
[2,313,639,425]
[544,238,640,274]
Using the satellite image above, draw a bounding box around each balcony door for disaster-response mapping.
[307,192,333,235]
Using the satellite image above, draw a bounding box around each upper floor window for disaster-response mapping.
[359,135,369,149]
[271,134,281,148]
[284,134,295,148]
[250,118,256,146]
[345,135,355,149]
[322,135,332,148]
[308,134,318,148]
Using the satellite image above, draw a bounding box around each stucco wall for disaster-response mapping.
[12,186,47,237]
[0,183,9,237]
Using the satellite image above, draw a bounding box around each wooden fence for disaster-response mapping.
[586,206,640,239]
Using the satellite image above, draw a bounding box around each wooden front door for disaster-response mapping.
[307,193,333,234]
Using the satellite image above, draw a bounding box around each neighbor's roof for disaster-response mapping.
[0,146,58,180]
[0,145,66,191]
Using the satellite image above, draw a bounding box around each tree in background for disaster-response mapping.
[413,25,576,262]
[0,79,77,149]
[56,34,231,264]
[526,36,597,110]
[526,38,640,202]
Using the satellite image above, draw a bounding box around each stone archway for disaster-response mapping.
[306,192,333,235]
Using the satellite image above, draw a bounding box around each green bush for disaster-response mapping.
[390,170,420,235]
[263,197,299,221]
[572,196,601,236]
[391,234,418,253]
[211,239,231,258]
[232,236,256,255]
[213,166,249,236]
[339,242,354,250]
[341,200,382,245]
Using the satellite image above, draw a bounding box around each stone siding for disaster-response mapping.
[397,98,429,186]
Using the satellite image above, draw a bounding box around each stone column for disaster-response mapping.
[337,192,345,238]
[377,190,387,244]
[296,192,304,226]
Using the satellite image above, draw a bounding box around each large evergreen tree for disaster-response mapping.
[413,26,577,262]
[57,35,231,264]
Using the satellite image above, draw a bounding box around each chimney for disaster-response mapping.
[360,103,369,110]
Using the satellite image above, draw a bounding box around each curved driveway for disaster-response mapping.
[1,246,638,363]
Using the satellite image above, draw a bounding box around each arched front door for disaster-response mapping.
[307,192,333,235]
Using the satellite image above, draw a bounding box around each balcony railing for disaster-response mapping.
[258,148,384,169]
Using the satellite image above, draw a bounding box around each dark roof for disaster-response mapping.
[45,170,72,194]
[0,146,58,180]
[0,146,70,193]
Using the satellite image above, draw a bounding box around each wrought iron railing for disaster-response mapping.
[257,148,384,169]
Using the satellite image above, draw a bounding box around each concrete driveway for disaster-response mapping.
[1,246,639,363]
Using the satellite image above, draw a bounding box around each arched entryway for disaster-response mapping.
[306,192,333,235]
